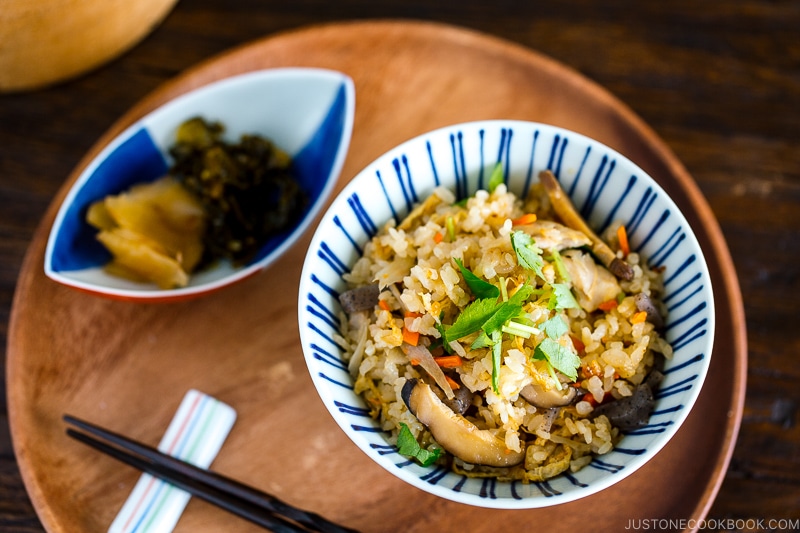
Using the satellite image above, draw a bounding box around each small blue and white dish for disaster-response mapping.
[298,120,714,508]
[45,67,355,302]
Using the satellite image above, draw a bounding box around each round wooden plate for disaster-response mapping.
[8,20,746,532]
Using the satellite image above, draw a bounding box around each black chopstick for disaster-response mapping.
[65,428,304,533]
[64,415,358,533]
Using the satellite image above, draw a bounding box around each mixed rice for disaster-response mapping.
[335,175,672,482]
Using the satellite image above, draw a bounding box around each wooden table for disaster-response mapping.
[1,1,798,530]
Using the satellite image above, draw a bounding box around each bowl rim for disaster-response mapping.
[298,118,715,508]
[44,66,355,302]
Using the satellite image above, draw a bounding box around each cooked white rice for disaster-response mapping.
[336,182,672,482]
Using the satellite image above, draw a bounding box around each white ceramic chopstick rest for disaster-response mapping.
[108,389,237,533]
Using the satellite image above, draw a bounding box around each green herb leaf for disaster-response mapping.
[481,285,534,333]
[454,258,500,299]
[502,320,539,338]
[545,360,563,391]
[488,162,505,193]
[542,315,568,339]
[548,283,580,310]
[434,316,453,353]
[471,330,493,349]
[397,423,441,466]
[511,231,545,279]
[444,297,499,342]
[533,338,581,382]
[507,283,535,306]
[446,216,456,242]
[491,330,502,393]
[550,250,570,283]
[447,282,534,354]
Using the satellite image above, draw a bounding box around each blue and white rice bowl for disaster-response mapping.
[298,120,714,508]
[45,67,355,301]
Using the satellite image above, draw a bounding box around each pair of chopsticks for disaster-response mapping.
[64,415,358,533]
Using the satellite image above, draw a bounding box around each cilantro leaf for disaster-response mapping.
[548,283,580,310]
[454,258,499,299]
[397,423,441,466]
[511,231,545,279]
[542,315,569,339]
[488,162,505,192]
[533,338,581,382]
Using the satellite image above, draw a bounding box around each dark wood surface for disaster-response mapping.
[1,1,797,531]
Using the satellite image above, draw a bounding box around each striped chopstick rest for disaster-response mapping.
[108,390,237,533]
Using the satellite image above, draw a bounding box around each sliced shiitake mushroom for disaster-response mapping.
[515,219,591,251]
[401,379,525,467]
[520,382,577,408]
[429,374,474,415]
[538,170,633,281]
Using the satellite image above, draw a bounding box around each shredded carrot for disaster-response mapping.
[378,299,392,312]
[570,335,586,354]
[402,312,423,345]
[512,213,537,226]
[617,225,630,257]
[402,327,420,346]
[631,311,648,324]
[598,299,618,311]
[434,355,463,368]
[584,391,610,406]
[445,375,461,390]
[433,231,444,244]
[409,358,421,366]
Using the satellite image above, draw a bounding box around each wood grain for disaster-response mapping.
[7,21,744,533]
[1,1,798,531]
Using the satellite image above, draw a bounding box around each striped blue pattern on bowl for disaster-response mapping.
[298,120,714,508]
